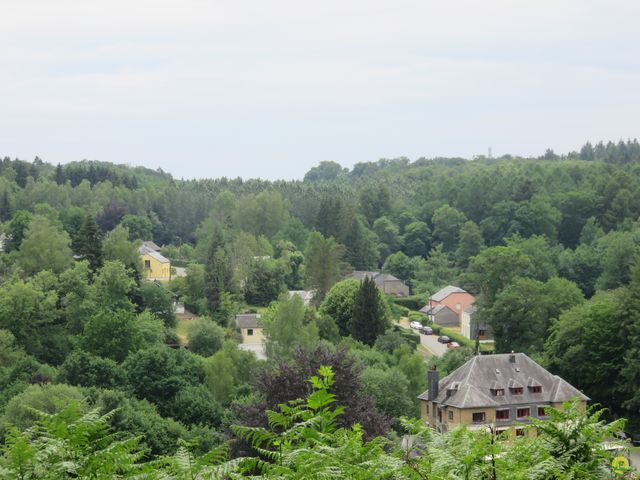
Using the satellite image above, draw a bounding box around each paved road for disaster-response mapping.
[420,332,448,357]
[630,449,639,472]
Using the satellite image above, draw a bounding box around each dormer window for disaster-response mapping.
[511,387,523,395]
[491,388,505,396]
[530,386,542,393]
[446,382,460,397]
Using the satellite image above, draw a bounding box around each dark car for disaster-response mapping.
[419,326,434,335]
[437,335,451,344]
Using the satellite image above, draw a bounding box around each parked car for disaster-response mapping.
[437,335,451,344]
[419,326,434,335]
[447,341,461,349]
[410,321,422,329]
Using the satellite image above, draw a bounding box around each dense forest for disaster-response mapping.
[0,139,639,477]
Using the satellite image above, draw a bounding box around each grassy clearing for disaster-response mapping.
[176,318,190,345]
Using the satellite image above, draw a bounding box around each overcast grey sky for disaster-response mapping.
[1,1,639,180]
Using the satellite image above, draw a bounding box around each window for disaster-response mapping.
[491,388,505,396]
[448,411,454,421]
[247,329,253,336]
[478,329,486,336]
[530,386,542,393]
[496,409,510,420]
[495,428,508,437]
[144,260,151,269]
[537,406,547,417]
[516,408,530,419]
[515,428,525,437]
[511,387,523,395]
[425,404,429,415]
[472,412,486,423]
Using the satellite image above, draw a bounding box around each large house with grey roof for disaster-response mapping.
[418,352,589,438]
[348,271,410,296]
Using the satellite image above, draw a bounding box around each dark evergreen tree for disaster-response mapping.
[350,277,387,346]
[54,163,65,185]
[14,161,29,188]
[76,214,104,271]
[315,195,349,240]
[343,216,379,269]
[204,226,233,316]
[244,259,285,306]
[0,190,11,222]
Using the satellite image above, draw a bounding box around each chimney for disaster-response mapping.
[509,351,516,363]
[427,366,439,400]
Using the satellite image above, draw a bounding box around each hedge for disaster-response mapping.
[392,325,420,347]
[433,324,495,353]
[390,295,426,311]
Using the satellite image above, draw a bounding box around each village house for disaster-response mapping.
[235,313,266,360]
[138,243,171,282]
[348,271,410,296]
[460,305,492,341]
[418,352,589,438]
[420,285,475,326]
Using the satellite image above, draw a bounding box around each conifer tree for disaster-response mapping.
[350,277,388,346]
[54,163,65,185]
[0,190,11,222]
[77,214,104,271]
[204,226,233,318]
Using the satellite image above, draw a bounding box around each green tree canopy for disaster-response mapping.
[187,318,226,357]
[304,232,347,305]
[262,295,319,360]
[18,215,73,275]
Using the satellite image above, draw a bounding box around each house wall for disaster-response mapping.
[430,292,475,320]
[461,310,492,340]
[241,327,265,345]
[141,254,171,281]
[434,308,460,327]
[461,310,471,338]
[382,280,410,296]
[421,400,587,438]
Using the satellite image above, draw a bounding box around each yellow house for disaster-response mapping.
[138,244,171,282]
[418,353,589,439]
[235,313,266,360]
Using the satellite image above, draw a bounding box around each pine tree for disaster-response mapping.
[204,226,233,318]
[350,277,387,346]
[54,163,65,185]
[0,190,11,222]
[77,214,104,271]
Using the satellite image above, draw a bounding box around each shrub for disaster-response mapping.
[187,318,225,356]
[391,295,426,311]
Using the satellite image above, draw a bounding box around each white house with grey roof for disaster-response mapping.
[461,305,492,341]
[418,352,589,438]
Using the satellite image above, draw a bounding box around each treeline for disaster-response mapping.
[1,139,640,462]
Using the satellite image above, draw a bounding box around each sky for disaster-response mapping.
[1,0,639,180]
